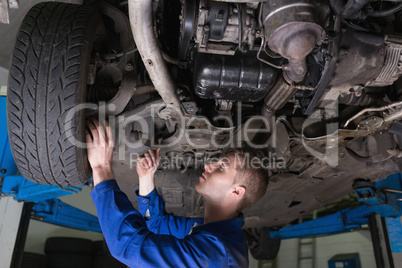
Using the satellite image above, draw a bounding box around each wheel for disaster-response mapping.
[45,237,94,255]
[47,254,93,268]
[244,227,281,260]
[93,255,127,268]
[7,2,102,185]
[21,252,48,268]
[93,240,126,268]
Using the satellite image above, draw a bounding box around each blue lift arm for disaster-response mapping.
[1,174,81,203]
[32,198,102,233]
[270,205,372,239]
[270,173,402,240]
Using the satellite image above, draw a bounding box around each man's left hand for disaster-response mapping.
[86,119,115,186]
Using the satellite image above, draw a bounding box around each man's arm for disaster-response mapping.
[91,179,228,268]
[86,120,228,267]
[136,148,159,196]
[136,149,202,238]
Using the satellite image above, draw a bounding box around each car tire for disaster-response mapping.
[244,227,281,260]
[7,2,102,185]
[21,252,48,268]
[47,254,93,268]
[93,240,126,268]
[45,237,94,255]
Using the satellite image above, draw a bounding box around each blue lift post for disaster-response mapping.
[0,96,101,233]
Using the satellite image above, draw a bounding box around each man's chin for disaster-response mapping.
[194,183,203,195]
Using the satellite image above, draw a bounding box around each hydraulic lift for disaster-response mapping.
[1,94,402,267]
[270,173,402,267]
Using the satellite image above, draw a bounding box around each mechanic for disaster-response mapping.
[87,119,269,267]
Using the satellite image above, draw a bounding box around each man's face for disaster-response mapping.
[195,153,239,202]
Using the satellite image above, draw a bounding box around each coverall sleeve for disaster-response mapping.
[91,180,228,268]
[136,188,203,238]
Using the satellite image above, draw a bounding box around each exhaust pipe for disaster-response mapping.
[128,0,181,117]
[261,0,329,124]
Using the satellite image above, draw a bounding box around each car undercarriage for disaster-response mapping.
[4,0,402,258]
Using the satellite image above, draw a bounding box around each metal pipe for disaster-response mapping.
[343,100,402,128]
[128,0,181,116]
[263,75,297,111]
[261,75,297,130]
[134,85,156,96]
[162,52,180,66]
[383,188,402,194]
[284,58,308,83]
[262,0,329,83]
[368,3,402,18]
[342,0,369,19]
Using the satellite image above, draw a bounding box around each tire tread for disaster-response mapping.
[7,2,97,185]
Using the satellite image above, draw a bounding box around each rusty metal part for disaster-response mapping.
[0,0,10,24]
[257,36,283,69]
[366,35,402,88]
[267,21,323,82]
[134,85,156,96]
[128,0,182,118]
[105,75,136,116]
[384,107,402,123]
[284,58,308,83]
[0,0,20,24]
[343,100,402,128]
[262,0,329,82]
[338,92,387,107]
[261,75,297,131]
[162,52,180,65]
[261,104,276,135]
[195,0,258,55]
[263,75,298,111]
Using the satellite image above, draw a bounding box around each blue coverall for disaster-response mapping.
[91,180,249,267]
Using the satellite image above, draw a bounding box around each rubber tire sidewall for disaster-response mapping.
[7,2,102,185]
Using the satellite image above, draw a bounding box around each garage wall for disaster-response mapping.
[268,230,376,268]
[0,0,52,70]
[0,66,7,88]
[23,187,103,255]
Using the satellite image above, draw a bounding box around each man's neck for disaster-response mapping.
[203,199,240,225]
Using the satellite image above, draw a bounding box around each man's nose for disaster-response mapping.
[204,163,212,173]
[204,162,219,173]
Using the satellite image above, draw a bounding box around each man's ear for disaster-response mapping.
[232,185,246,198]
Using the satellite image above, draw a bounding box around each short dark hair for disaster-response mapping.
[226,147,269,212]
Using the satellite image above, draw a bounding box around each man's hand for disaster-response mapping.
[137,148,160,196]
[86,119,115,186]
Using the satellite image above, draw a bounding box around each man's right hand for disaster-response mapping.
[137,148,160,196]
